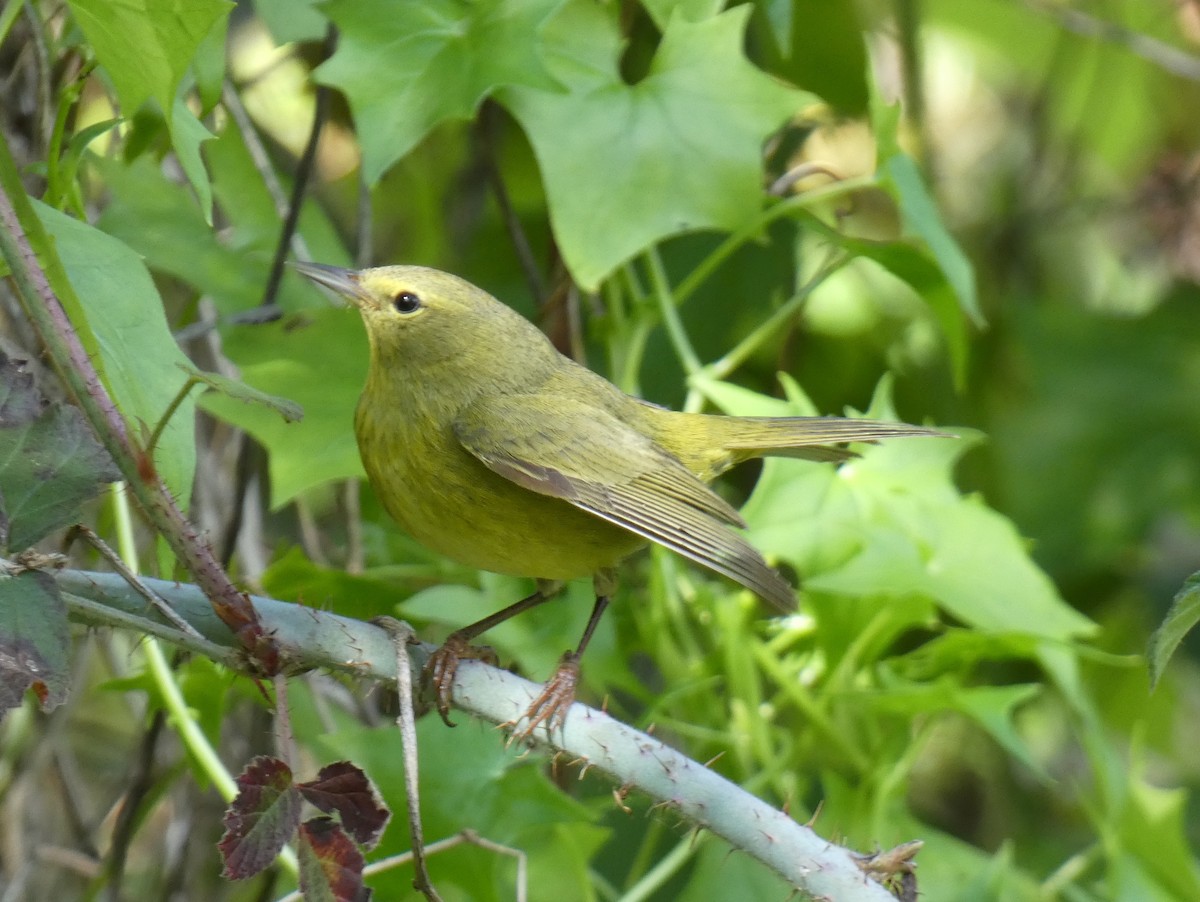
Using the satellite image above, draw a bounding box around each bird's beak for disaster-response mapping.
[292,262,366,307]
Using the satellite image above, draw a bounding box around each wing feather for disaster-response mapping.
[454,396,795,611]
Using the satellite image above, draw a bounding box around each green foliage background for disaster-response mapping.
[1,0,1199,899]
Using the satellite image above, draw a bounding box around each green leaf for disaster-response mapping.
[316,0,564,185]
[1148,572,1200,690]
[256,0,327,43]
[0,569,70,713]
[66,0,231,117]
[711,378,1095,641]
[260,547,416,622]
[34,203,198,505]
[793,209,970,383]
[881,153,981,327]
[866,679,1047,780]
[501,3,809,289]
[0,353,119,552]
[178,362,303,424]
[198,309,367,506]
[167,97,216,223]
[642,0,723,29]
[191,11,229,114]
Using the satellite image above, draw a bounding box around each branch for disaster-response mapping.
[1023,0,1200,82]
[57,569,901,901]
[0,137,276,670]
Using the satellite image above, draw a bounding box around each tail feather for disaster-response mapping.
[717,416,947,465]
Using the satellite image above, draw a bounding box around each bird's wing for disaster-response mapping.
[453,395,795,611]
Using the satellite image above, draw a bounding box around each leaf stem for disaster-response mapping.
[644,246,701,376]
[146,376,201,460]
[675,174,877,307]
[706,250,851,382]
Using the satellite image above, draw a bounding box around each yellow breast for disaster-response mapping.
[354,394,643,581]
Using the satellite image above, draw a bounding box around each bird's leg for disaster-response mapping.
[425,579,563,726]
[510,568,617,742]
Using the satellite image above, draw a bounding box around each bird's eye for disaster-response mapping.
[392,291,422,314]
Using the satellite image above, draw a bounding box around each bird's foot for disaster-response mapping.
[423,632,499,727]
[505,652,580,745]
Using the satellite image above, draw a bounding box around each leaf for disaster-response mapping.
[714,378,1096,642]
[198,309,367,506]
[865,679,1047,779]
[66,0,231,119]
[0,569,70,714]
[297,817,366,902]
[192,11,229,114]
[881,153,981,327]
[219,756,302,879]
[94,131,349,315]
[179,362,303,424]
[33,202,198,507]
[500,3,810,289]
[0,352,119,551]
[167,96,216,223]
[792,209,970,383]
[297,761,390,848]
[1148,572,1200,690]
[256,0,326,42]
[303,709,607,901]
[316,0,565,184]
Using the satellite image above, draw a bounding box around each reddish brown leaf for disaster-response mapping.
[298,761,391,848]
[298,816,369,902]
[219,756,301,879]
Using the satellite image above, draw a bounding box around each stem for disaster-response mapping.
[112,487,296,875]
[644,247,700,376]
[618,834,702,902]
[146,376,200,460]
[705,251,851,382]
[674,175,877,307]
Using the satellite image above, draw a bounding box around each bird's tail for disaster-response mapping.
[697,416,947,476]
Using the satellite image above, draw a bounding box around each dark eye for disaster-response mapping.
[393,291,421,314]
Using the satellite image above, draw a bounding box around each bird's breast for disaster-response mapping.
[353,389,642,580]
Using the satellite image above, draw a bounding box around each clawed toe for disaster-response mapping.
[504,652,581,744]
[423,634,496,727]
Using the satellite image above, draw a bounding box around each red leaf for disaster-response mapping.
[299,817,369,902]
[298,761,391,848]
[219,756,302,879]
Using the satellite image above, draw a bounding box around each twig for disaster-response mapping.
[260,24,338,310]
[104,710,166,902]
[375,617,442,902]
[1023,0,1200,82]
[64,525,205,641]
[479,101,545,303]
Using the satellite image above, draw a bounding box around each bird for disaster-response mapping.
[295,261,944,736]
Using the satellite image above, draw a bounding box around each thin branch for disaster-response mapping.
[104,710,166,902]
[376,618,442,902]
[59,569,902,901]
[260,24,338,310]
[479,101,545,303]
[1023,0,1200,82]
[63,525,206,641]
